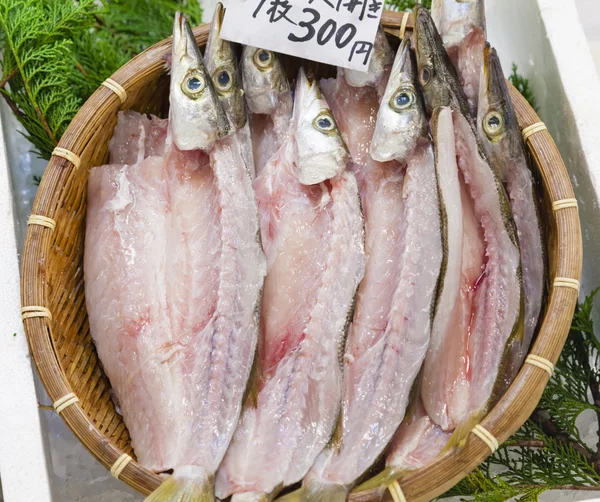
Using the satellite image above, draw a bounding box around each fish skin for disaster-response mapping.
[204,3,246,131]
[413,6,473,123]
[370,38,429,164]
[241,46,293,175]
[423,106,522,434]
[169,12,229,152]
[204,3,255,177]
[478,46,544,385]
[294,70,349,185]
[295,38,442,496]
[215,69,365,502]
[431,0,486,117]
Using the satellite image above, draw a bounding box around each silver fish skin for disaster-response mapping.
[371,37,429,164]
[215,68,365,502]
[241,46,292,117]
[204,3,246,130]
[241,46,293,175]
[204,3,255,177]
[294,70,349,185]
[169,12,229,151]
[342,26,393,93]
[431,0,486,117]
[478,46,544,384]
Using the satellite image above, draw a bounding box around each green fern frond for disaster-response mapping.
[385,0,431,12]
[510,64,538,112]
[0,0,96,157]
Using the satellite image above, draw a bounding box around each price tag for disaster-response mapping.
[220,0,384,71]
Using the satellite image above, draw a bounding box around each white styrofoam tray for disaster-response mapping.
[1,0,600,500]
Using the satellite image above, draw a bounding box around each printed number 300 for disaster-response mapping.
[288,8,357,48]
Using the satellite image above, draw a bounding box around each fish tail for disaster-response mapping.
[353,466,402,501]
[443,412,486,452]
[277,482,347,502]
[144,470,214,502]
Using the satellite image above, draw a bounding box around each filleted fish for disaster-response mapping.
[242,46,293,175]
[85,13,266,502]
[477,45,545,385]
[285,37,442,501]
[414,6,523,439]
[215,68,365,501]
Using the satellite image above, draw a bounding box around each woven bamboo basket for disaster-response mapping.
[20,10,582,502]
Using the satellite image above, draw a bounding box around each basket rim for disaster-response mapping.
[20,10,582,502]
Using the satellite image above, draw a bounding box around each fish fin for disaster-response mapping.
[144,473,214,502]
[328,410,344,452]
[277,483,347,502]
[354,466,401,494]
[442,412,486,452]
[276,487,305,502]
[242,345,262,408]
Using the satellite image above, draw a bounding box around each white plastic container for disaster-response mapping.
[1,0,599,500]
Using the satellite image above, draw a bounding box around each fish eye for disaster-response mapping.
[483,111,505,138]
[420,66,433,86]
[182,72,205,98]
[214,68,233,93]
[313,112,336,134]
[254,49,274,70]
[390,88,415,112]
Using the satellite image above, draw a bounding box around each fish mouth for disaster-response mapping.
[173,11,196,59]
[214,2,225,35]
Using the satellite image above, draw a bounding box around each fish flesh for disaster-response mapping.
[422,105,522,434]
[86,13,266,502]
[478,46,544,384]
[288,39,442,500]
[386,398,451,471]
[204,3,255,176]
[108,110,168,165]
[215,68,365,501]
[241,46,293,175]
[432,0,486,117]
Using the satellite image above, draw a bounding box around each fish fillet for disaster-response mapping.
[85,126,266,492]
[423,107,522,433]
[297,76,442,498]
[216,73,365,501]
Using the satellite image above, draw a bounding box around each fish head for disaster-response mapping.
[414,5,467,115]
[477,45,522,159]
[293,68,349,185]
[241,46,290,115]
[204,3,246,130]
[370,38,429,163]
[431,0,486,49]
[343,26,393,88]
[169,12,230,151]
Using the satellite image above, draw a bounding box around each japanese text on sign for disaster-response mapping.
[220,0,384,71]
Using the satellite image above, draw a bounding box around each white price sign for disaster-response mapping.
[220,0,384,71]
